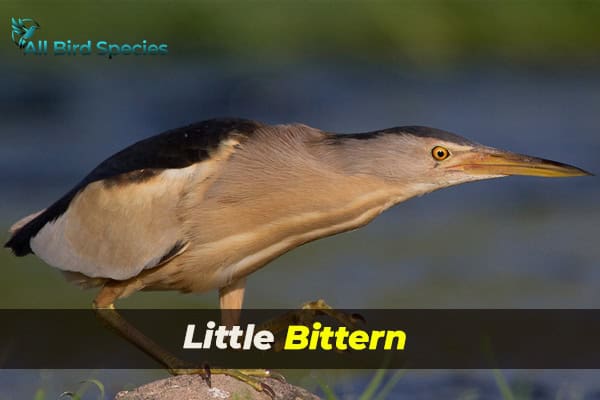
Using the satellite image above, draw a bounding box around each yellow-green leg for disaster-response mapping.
[93,285,282,397]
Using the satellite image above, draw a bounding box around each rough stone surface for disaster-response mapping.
[114,374,321,400]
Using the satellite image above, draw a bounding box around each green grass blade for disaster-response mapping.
[358,369,387,400]
[59,378,106,400]
[492,369,515,400]
[33,389,45,400]
[316,381,338,400]
[79,379,105,400]
[373,369,406,400]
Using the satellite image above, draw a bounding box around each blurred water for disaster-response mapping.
[1,62,599,398]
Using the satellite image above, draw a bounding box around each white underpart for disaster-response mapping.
[30,164,204,280]
[31,212,90,273]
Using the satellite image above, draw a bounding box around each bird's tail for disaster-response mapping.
[4,209,45,256]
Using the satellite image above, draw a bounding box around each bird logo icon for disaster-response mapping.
[11,17,40,49]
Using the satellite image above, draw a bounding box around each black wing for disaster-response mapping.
[5,117,262,256]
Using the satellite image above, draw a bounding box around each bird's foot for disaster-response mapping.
[301,299,365,328]
[169,366,285,398]
[260,298,365,351]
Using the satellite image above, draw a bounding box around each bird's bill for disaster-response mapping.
[450,149,592,178]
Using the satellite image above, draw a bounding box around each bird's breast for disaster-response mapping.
[152,178,405,293]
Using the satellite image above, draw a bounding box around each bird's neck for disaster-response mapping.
[312,133,423,201]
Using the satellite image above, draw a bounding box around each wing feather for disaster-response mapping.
[5,118,261,280]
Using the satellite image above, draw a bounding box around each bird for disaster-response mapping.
[11,18,40,49]
[4,117,591,393]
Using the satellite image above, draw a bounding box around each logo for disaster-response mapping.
[10,17,168,58]
[11,18,40,48]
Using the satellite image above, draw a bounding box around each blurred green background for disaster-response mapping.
[3,1,600,65]
[1,1,599,399]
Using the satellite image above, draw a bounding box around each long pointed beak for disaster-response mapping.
[451,149,593,178]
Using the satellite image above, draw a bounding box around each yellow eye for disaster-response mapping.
[432,146,450,161]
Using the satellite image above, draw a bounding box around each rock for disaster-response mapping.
[114,374,321,400]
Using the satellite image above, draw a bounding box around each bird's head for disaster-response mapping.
[330,126,592,197]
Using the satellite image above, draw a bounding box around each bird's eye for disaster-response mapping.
[432,146,450,161]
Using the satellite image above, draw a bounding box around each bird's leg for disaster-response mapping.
[214,279,286,391]
[93,284,199,373]
[93,283,278,396]
[219,277,246,328]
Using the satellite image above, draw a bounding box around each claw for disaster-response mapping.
[260,382,276,398]
[202,363,212,388]
[266,370,286,383]
[351,312,367,325]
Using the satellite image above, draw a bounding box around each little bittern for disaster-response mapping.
[5,118,591,393]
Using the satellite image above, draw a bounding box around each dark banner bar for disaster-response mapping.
[1,309,599,369]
